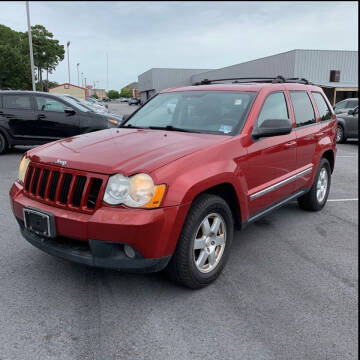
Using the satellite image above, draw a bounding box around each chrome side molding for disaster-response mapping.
[250,167,313,201]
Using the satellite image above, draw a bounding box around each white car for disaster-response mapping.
[57,94,109,114]
[87,97,109,112]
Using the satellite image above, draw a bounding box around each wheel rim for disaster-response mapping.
[316,167,328,203]
[336,126,342,142]
[193,213,226,273]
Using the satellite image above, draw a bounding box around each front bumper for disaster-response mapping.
[10,182,190,271]
[17,219,170,272]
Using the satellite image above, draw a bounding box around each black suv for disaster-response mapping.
[128,97,141,105]
[0,91,122,154]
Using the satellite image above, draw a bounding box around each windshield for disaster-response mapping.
[334,101,347,109]
[124,91,256,135]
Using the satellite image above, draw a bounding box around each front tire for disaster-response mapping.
[0,132,8,154]
[336,125,346,143]
[166,194,234,289]
[297,158,331,211]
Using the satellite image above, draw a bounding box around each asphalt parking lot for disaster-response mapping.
[0,115,357,359]
[108,101,139,116]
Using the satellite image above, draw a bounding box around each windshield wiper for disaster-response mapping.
[148,125,196,133]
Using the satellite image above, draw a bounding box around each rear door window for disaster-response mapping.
[312,92,332,122]
[3,95,32,110]
[289,91,316,128]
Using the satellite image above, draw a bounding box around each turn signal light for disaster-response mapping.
[143,184,166,208]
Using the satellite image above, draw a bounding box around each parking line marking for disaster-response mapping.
[337,156,357,158]
[328,198,358,202]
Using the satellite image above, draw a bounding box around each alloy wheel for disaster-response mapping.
[316,167,328,203]
[336,126,343,143]
[193,213,226,273]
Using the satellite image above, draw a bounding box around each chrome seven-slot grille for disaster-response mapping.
[23,162,107,213]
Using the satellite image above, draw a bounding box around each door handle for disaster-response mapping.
[284,141,296,148]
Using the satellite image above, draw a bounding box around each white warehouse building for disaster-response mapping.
[138,49,358,105]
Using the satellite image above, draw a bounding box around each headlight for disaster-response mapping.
[103,173,166,208]
[18,155,30,183]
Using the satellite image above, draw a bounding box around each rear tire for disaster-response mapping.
[0,132,8,154]
[166,194,234,289]
[297,158,331,211]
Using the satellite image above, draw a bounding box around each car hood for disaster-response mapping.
[27,128,229,175]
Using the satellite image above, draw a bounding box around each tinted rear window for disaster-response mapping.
[312,92,332,122]
[289,91,316,128]
[3,95,32,110]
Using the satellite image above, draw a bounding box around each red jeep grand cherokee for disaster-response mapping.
[9,76,337,288]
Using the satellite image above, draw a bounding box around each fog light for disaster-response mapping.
[124,244,136,259]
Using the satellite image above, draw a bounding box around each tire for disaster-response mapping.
[297,158,331,211]
[166,194,234,289]
[336,125,346,143]
[0,132,8,154]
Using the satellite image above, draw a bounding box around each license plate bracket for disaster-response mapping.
[23,207,56,238]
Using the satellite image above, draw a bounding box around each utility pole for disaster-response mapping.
[77,63,80,86]
[106,53,109,90]
[84,77,87,88]
[81,72,84,87]
[67,41,70,84]
[26,1,36,91]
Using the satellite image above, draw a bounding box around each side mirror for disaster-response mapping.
[252,119,292,139]
[64,108,76,115]
[348,109,355,115]
[121,114,130,124]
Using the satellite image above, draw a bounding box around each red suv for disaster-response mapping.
[9,76,337,288]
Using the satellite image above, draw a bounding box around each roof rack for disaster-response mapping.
[193,75,313,86]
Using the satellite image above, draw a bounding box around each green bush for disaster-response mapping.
[107,90,120,99]
[119,88,132,98]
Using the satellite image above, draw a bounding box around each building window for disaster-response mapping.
[329,70,340,82]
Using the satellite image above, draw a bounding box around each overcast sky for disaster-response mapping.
[0,1,358,90]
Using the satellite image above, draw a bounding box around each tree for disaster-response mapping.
[0,24,64,91]
[107,90,120,99]
[0,24,32,89]
[119,88,132,98]
[36,80,58,91]
[28,25,65,91]
[91,94,99,99]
